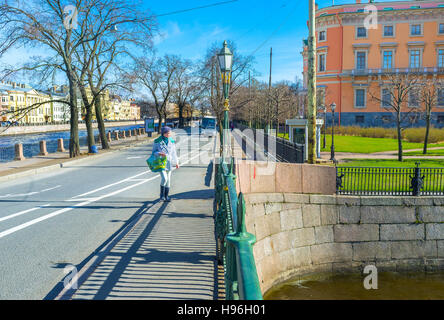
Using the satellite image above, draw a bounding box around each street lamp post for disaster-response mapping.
[217,40,233,158]
[330,102,336,162]
[322,105,327,149]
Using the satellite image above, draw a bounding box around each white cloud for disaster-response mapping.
[153,21,182,45]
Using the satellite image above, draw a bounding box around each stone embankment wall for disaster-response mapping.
[2,121,144,136]
[244,193,444,294]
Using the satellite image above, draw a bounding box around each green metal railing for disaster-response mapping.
[215,155,263,300]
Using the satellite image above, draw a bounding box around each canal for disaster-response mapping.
[264,271,444,300]
[0,124,142,163]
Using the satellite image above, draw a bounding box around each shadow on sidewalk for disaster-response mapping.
[47,196,217,300]
[171,189,214,200]
[43,200,158,300]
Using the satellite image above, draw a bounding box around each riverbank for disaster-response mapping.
[0,120,145,136]
[0,132,158,183]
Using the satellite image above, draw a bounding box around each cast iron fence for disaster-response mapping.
[336,163,444,196]
[234,123,304,163]
[214,156,262,300]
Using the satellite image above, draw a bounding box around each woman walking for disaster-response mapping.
[152,126,179,201]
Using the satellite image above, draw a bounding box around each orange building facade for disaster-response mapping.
[302,0,444,127]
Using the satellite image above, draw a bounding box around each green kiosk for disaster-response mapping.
[285,118,324,161]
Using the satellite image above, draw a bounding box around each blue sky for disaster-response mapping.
[148,0,309,83]
[1,0,397,87]
[145,0,396,84]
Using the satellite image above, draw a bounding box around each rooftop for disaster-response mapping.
[317,0,444,14]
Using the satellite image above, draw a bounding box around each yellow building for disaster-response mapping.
[130,101,141,120]
[0,82,47,124]
[78,87,110,121]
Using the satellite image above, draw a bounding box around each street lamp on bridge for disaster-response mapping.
[217,41,233,157]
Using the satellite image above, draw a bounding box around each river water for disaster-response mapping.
[264,272,444,300]
[0,124,142,162]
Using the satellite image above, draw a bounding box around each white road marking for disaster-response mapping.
[70,135,197,200]
[0,185,61,199]
[0,204,51,223]
[126,156,142,159]
[0,149,207,240]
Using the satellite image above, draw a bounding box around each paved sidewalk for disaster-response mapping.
[57,162,217,300]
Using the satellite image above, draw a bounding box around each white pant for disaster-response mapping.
[160,170,172,188]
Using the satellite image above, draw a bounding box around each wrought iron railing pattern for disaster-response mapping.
[336,163,444,196]
[215,156,263,300]
[234,123,304,163]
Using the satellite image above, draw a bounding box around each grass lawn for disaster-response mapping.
[338,159,444,168]
[277,132,444,154]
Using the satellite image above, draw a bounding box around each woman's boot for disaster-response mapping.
[164,187,171,202]
[160,185,165,201]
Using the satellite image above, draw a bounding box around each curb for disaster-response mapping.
[0,135,158,184]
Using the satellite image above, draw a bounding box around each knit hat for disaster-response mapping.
[161,126,172,135]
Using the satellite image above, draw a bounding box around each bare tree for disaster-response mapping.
[369,73,421,161]
[132,55,177,133]
[418,77,441,154]
[172,57,204,128]
[199,41,255,128]
[74,2,156,151]
[0,0,85,156]
[0,0,156,155]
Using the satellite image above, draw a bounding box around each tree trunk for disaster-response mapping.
[423,112,431,155]
[95,98,109,150]
[157,110,162,134]
[85,105,95,153]
[397,113,403,162]
[178,103,184,128]
[79,87,95,154]
[68,79,80,158]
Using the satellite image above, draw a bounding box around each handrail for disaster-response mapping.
[215,147,263,300]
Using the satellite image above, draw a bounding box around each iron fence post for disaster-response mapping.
[411,162,424,196]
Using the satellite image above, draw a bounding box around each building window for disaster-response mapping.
[355,89,366,108]
[10,96,14,101]
[382,115,392,123]
[382,89,391,108]
[319,31,326,42]
[410,24,422,36]
[409,114,419,124]
[438,115,444,123]
[409,49,421,68]
[356,27,367,38]
[355,115,365,124]
[409,91,419,107]
[319,54,326,72]
[439,49,444,68]
[438,89,444,106]
[439,23,444,34]
[356,51,367,70]
[383,51,393,69]
[384,25,394,37]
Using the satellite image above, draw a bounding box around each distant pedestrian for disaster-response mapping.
[230,122,234,130]
[152,126,179,201]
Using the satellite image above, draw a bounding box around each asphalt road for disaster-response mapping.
[0,129,215,299]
